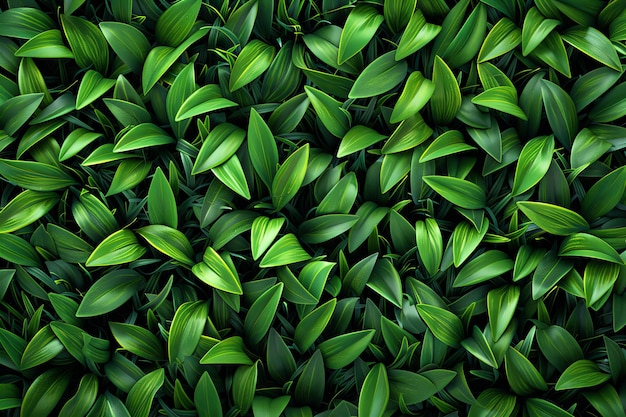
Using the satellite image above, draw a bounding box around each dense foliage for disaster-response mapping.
[1,0,626,416]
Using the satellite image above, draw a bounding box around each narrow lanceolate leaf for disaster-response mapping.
[106,159,152,196]
[295,299,337,351]
[126,369,164,417]
[395,9,441,60]
[20,368,71,417]
[202,247,243,294]
[200,336,252,365]
[570,129,610,170]
[384,0,416,33]
[359,364,389,417]
[338,125,386,157]
[175,84,237,121]
[423,176,486,209]
[517,201,589,236]
[100,22,151,73]
[430,56,461,125]
[76,269,144,317]
[230,40,275,92]
[349,51,407,99]
[109,323,165,361]
[584,261,620,309]
[294,350,325,407]
[0,7,56,39]
[248,108,278,189]
[555,360,611,391]
[212,155,251,199]
[504,347,548,396]
[338,5,383,64]
[136,225,194,265]
[536,325,583,371]
[512,135,554,195]
[487,286,520,341]
[525,398,573,417]
[155,0,201,47]
[168,301,207,362]
[478,18,521,62]
[390,71,435,123]
[562,26,621,71]
[559,233,624,264]
[305,86,350,138]
[0,159,76,191]
[532,251,573,299]
[440,3,487,68]
[14,29,73,59]
[0,190,59,234]
[59,128,102,162]
[193,123,245,174]
[260,234,311,268]
[522,7,560,56]
[272,144,309,210]
[0,93,44,136]
[416,218,443,276]
[589,82,626,122]
[470,389,516,417]
[452,220,489,267]
[251,217,284,260]
[583,385,625,417]
[417,304,464,348]
[570,67,622,112]
[58,374,98,417]
[148,167,177,228]
[114,123,175,152]
[453,250,514,287]
[195,373,222,417]
[581,166,626,220]
[244,283,283,345]
[318,330,375,369]
[471,87,527,120]
[531,32,571,77]
[540,80,578,147]
[60,15,108,73]
[85,230,146,267]
[233,363,258,414]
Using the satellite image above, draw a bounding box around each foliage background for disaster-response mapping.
[0,0,626,416]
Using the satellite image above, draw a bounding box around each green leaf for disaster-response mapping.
[478,18,521,62]
[230,40,275,91]
[212,155,251,199]
[58,128,102,162]
[20,325,64,370]
[155,0,201,47]
[540,80,578,148]
[562,26,621,71]
[317,172,358,215]
[390,71,434,124]
[193,123,246,174]
[20,368,71,417]
[0,93,44,136]
[389,369,443,404]
[299,214,359,244]
[100,22,150,73]
[440,3,487,68]
[452,219,489,267]
[415,218,443,275]
[318,330,375,369]
[0,190,58,234]
[76,269,144,317]
[348,202,388,252]
[147,167,177,228]
[560,233,624,264]
[0,159,76,191]
[471,87,527,120]
[453,250,513,287]
[251,217,284,260]
[368,258,403,308]
[349,51,407,99]
[244,283,283,345]
[338,5,383,64]
[85,230,146,267]
[380,151,412,193]
[252,396,291,417]
[512,135,554,195]
[60,15,108,73]
[487,286,520,341]
[469,389,516,417]
[200,336,252,365]
[58,374,98,417]
[462,326,499,368]
[555,359,610,391]
[532,251,573,299]
[536,325,583,371]
[0,8,56,39]
[194,374,222,417]
[338,125,386,157]
[517,201,589,236]
[109,322,164,361]
[581,166,626,220]
[272,144,309,210]
[106,159,152,197]
[294,350,325,407]
[0,234,40,267]
[295,299,336,351]
[359,363,389,417]
[304,86,350,138]
[504,347,548,396]
[260,234,311,268]
[71,191,118,242]
[417,304,464,347]
[521,7,560,56]
[384,0,416,33]
[197,246,243,294]
[530,31,571,77]
[126,369,164,417]
[168,301,207,362]
[175,84,237,121]
[208,210,256,250]
[429,56,462,125]
[233,363,258,415]
[589,81,626,123]
[248,108,278,189]
[14,29,73,59]
[114,123,174,152]
[583,384,624,417]
[395,9,441,60]
[136,225,194,265]
[423,175,486,209]
[570,67,622,112]
[420,130,476,162]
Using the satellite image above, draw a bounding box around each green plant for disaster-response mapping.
[0,0,625,416]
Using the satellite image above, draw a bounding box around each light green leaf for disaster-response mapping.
[390,71,434,123]
[168,301,207,362]
[487,286,519,341]
[106,159,151,197]
[0,159,76,191]
[175,84,237,121]
[260,234,311,268]
[230,40,275,92]
[251,217,284,260]
[244,283,283,344]
[248,108,279,189]
[562,26,621,70]
[61,15,108,73]
[0,190,59,234]
[147,167,177,228]
[100,22,150,73]
[453,250,514,287]
[423,175,486,209]
[349,51,407,99]
[540,79,578,147]
[155,0,202,47]
[126,369,164,417]
[338,125,386,157]
[272,144,309,210]
[420,130,476,162]
[193,123,246,174]
[429,56,461,125]
[212,154,251,199]
[478,17,521,62]
[14,29,73,59]
[512,135,554,195]
[517,201,589,236]
[76,269,144,317]
[555,359,611,391]
[200,336,252,365]
[338,5,383,64]
[20,368,71,417]
[417,304,464,348]
[318,330,375,369]
[359,363,389,417]
[505,347,548,395]
[136,225,194,265]
[559,233,624,264]
[0,93,44,136]
[304,86,351,138]
[85,229,146,267]
[195,373,223,417]
[0,8,56,39]
[109,322,164,361]
[472,86,527,120]
[294,299,337,351]
[395,9,441,60]
[521,7,560,56]
[589,82,626,123]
